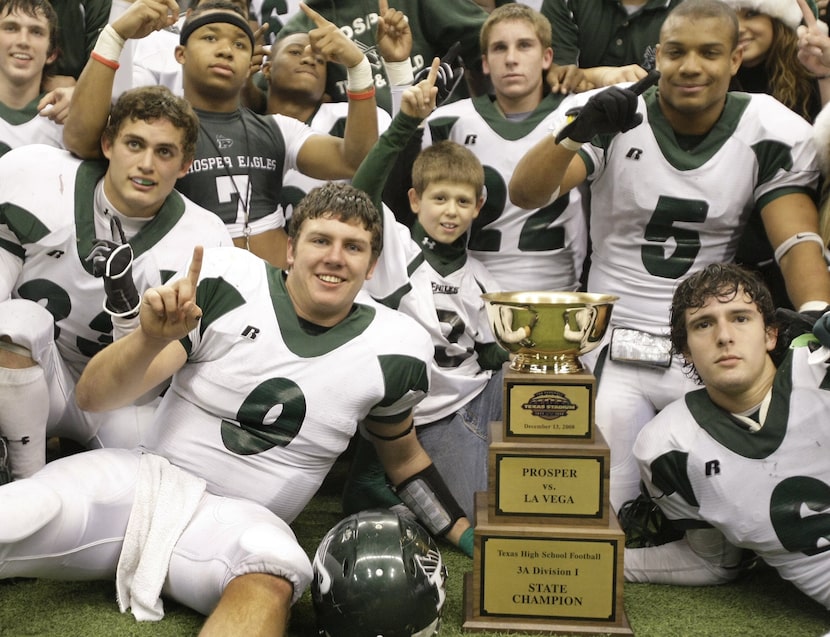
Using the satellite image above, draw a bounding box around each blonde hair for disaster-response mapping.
[479,2,552,52]
[411,141,484,199]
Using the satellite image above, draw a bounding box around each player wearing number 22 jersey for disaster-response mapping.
[425,93,587,291]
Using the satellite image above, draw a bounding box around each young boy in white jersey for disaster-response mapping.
[625,262,830,610]
[64,0,380,268]
[0,85,232,481]
[0,0,72,154]
[341,59,522,521]
[509,0,830,514]
[0,180,473,637]
[423,3,588,292]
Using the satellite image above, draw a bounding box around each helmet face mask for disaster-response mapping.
[312,509,448,637]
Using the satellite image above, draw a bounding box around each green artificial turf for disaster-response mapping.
[1,460,829,637]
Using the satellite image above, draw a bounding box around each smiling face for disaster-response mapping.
[0,6,55,99]
[285,215,377,327]
[482,18,552,113]
[735,9,774,67]
[101,117,191,219]
[655,13,742,134]
[683,288,777,412]
[408,180,483,245]
[265,33,326,101]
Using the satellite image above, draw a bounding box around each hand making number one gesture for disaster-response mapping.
[140,246,204,342]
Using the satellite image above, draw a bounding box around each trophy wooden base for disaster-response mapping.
[487,422,610,526]
[463,493,630,635]
[503,364,596,441]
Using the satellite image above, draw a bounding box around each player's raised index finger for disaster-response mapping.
[188,246,204,288]
[299,2,329,27]
[798,0,818,28]
[378,0,389,15]
[426,57,440,87]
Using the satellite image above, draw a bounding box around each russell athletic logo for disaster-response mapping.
[522,390,577,420]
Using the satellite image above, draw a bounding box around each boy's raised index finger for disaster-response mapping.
[299,1,329,27]
[188,246,204,288]
[798,0,818,27]
[378,0,389,15]
[426,56,440,87]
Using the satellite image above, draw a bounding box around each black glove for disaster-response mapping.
[555,70,659,144]
[87,240,140,318]
[773,306,830,359]
[555,87,642,144]
[813,311,830,348]
[413,41,464,106]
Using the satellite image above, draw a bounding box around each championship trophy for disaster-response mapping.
[462,292,633,635]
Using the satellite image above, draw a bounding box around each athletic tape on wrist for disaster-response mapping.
[347,57,372,91]
[92,23,126,64]
[383,59,414,86]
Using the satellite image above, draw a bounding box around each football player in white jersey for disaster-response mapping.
[0,181,473,636]
[64,0,380,268]
[625,263,830,609]
[0,85,232,480]
[341,59,510,521]
[510,0,830,513]
[0,0,72,154]
[424,3,588,292]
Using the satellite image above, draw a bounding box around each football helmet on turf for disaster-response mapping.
[312,509,447,637]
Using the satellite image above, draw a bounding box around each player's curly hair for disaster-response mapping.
[289,182,383,261]
[1,0,59,74]
[670,263,777,382]
[103,86,200,163]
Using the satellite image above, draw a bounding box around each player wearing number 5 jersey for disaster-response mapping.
[510,0,830,513]
[424,4,587,292]
[626,263,830,609]
[0,86,231,481]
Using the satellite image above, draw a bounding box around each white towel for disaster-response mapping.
[116,453,206,621]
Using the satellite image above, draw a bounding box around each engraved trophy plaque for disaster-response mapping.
[462,292,632,635]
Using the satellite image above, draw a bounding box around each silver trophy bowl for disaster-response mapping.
[483,291,618,374]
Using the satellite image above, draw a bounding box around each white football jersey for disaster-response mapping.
[0,145,232,377]
[144,247,433,523]
[0,99,63,156]
[635,347,830,608]
[425,93,588,292]
[581,89,819,333]
[365,208,502,424]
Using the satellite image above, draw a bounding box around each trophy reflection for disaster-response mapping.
[484,291,618,374]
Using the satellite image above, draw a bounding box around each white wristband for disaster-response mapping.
[549,114,583,151]
[383,59,414,86]
[93,23,126,63]
[347,57,373,91]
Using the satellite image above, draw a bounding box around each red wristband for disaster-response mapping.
[346,86,376,101]
[91,51,120,70]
